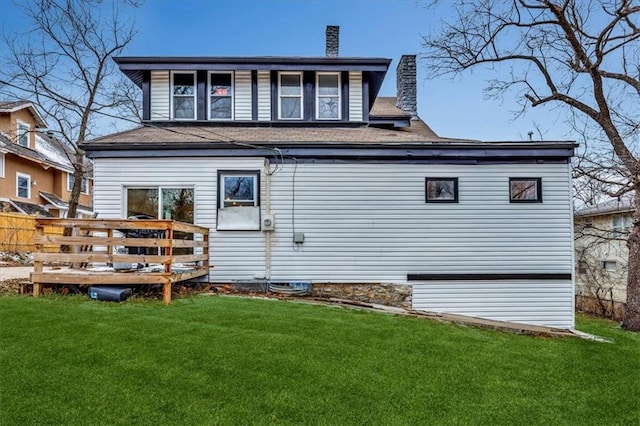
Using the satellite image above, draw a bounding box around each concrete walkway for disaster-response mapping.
[0,266,63,281]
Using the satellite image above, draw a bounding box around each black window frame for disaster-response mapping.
[509,177,542,203]
[425,177,459,203]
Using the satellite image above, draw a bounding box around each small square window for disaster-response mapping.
[509,178,542,203]
[603,260,617,271]
[219,171,259,208]
[425,178,458,203]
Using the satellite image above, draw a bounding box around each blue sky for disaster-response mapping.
[1,0,575,142]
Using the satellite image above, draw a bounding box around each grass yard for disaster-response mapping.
[1,295,639,425]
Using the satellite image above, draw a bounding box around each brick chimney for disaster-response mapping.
[326,25,339,57]
[396,54,417,119]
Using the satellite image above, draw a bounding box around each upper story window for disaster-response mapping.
[509,178,542,203]
[67,173,89,194]
[316,73,341,120]
[17,121,30,147]
[612,214,633,238]
[172,72,196,120]
[209,72,233,120]
[16,172,30,199]
[279,72,303,120]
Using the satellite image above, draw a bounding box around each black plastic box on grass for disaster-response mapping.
[88,286,132,302]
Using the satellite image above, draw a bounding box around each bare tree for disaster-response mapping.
[423,0,640,330]
[0,0,140,219]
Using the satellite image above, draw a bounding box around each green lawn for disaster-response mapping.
[1,295,638,425]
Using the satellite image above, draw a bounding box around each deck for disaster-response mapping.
[31,218,210,304]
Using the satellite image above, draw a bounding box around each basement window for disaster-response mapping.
[602,260,617,271]
[217,170,260,230]
[509,178,542,203]
[425,178,458,203]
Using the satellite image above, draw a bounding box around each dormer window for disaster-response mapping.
[316,73,340,120]
[209,72,233,120]
[279,72,303,120]
[17,121,30,147]
[172,72,196,120]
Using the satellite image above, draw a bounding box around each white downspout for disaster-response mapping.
[264,158,271,280]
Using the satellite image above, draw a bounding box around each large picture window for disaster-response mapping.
[509,178,542,203]
[425,178,458,203]
[172,72,196,120]
[209,72,233,120]
[126,187,194,223]
[16,172,31,199]
[279,72,303,120]
[316,73,340,120]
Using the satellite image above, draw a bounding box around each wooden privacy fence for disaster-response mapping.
[31,218,210,304]
[0,212,63,253]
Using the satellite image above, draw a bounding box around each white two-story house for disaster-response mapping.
[84,26,576,328]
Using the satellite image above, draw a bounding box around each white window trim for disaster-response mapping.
[219,172,259,208]
[315,72,341,120]
[17,120,30,147]
[278,72,303,120]
[0,153,4,178]
[16,172,31,199]
[208,71,234,120]
[67,173,89,195]
[170,71,197,120]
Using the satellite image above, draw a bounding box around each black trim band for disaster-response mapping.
[407,273,572,281]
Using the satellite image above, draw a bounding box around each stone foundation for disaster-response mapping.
[311,283,412,310]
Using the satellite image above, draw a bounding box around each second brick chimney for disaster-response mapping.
[326,25,339,57]
[396,54,417,119]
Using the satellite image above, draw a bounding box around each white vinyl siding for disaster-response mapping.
[412,280,574,328]
[92,158,573,328]
[348,71,363,121]
[267,162,573,328]
[93,157,265,281]
[150,71,170,121]
[268,163,572,279]
[257,71,271,121]
[234,71,252,121]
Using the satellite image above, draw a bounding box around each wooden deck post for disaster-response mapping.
[32,220,44,297]
[163,281,171,305]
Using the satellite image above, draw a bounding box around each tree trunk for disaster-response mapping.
[622,190,640,330]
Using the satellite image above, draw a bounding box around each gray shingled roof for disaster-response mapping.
[39,191,93,213]
[574,195,634,217]
[369,97,411,118]
[6,199,53,217]
[84,118,471,146]
[0,133,73,172]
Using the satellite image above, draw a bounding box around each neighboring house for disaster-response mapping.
[83,27,576,328]
[0,100,93,217]
[574,197,632,318]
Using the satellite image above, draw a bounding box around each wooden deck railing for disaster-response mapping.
[31,218,210,304]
